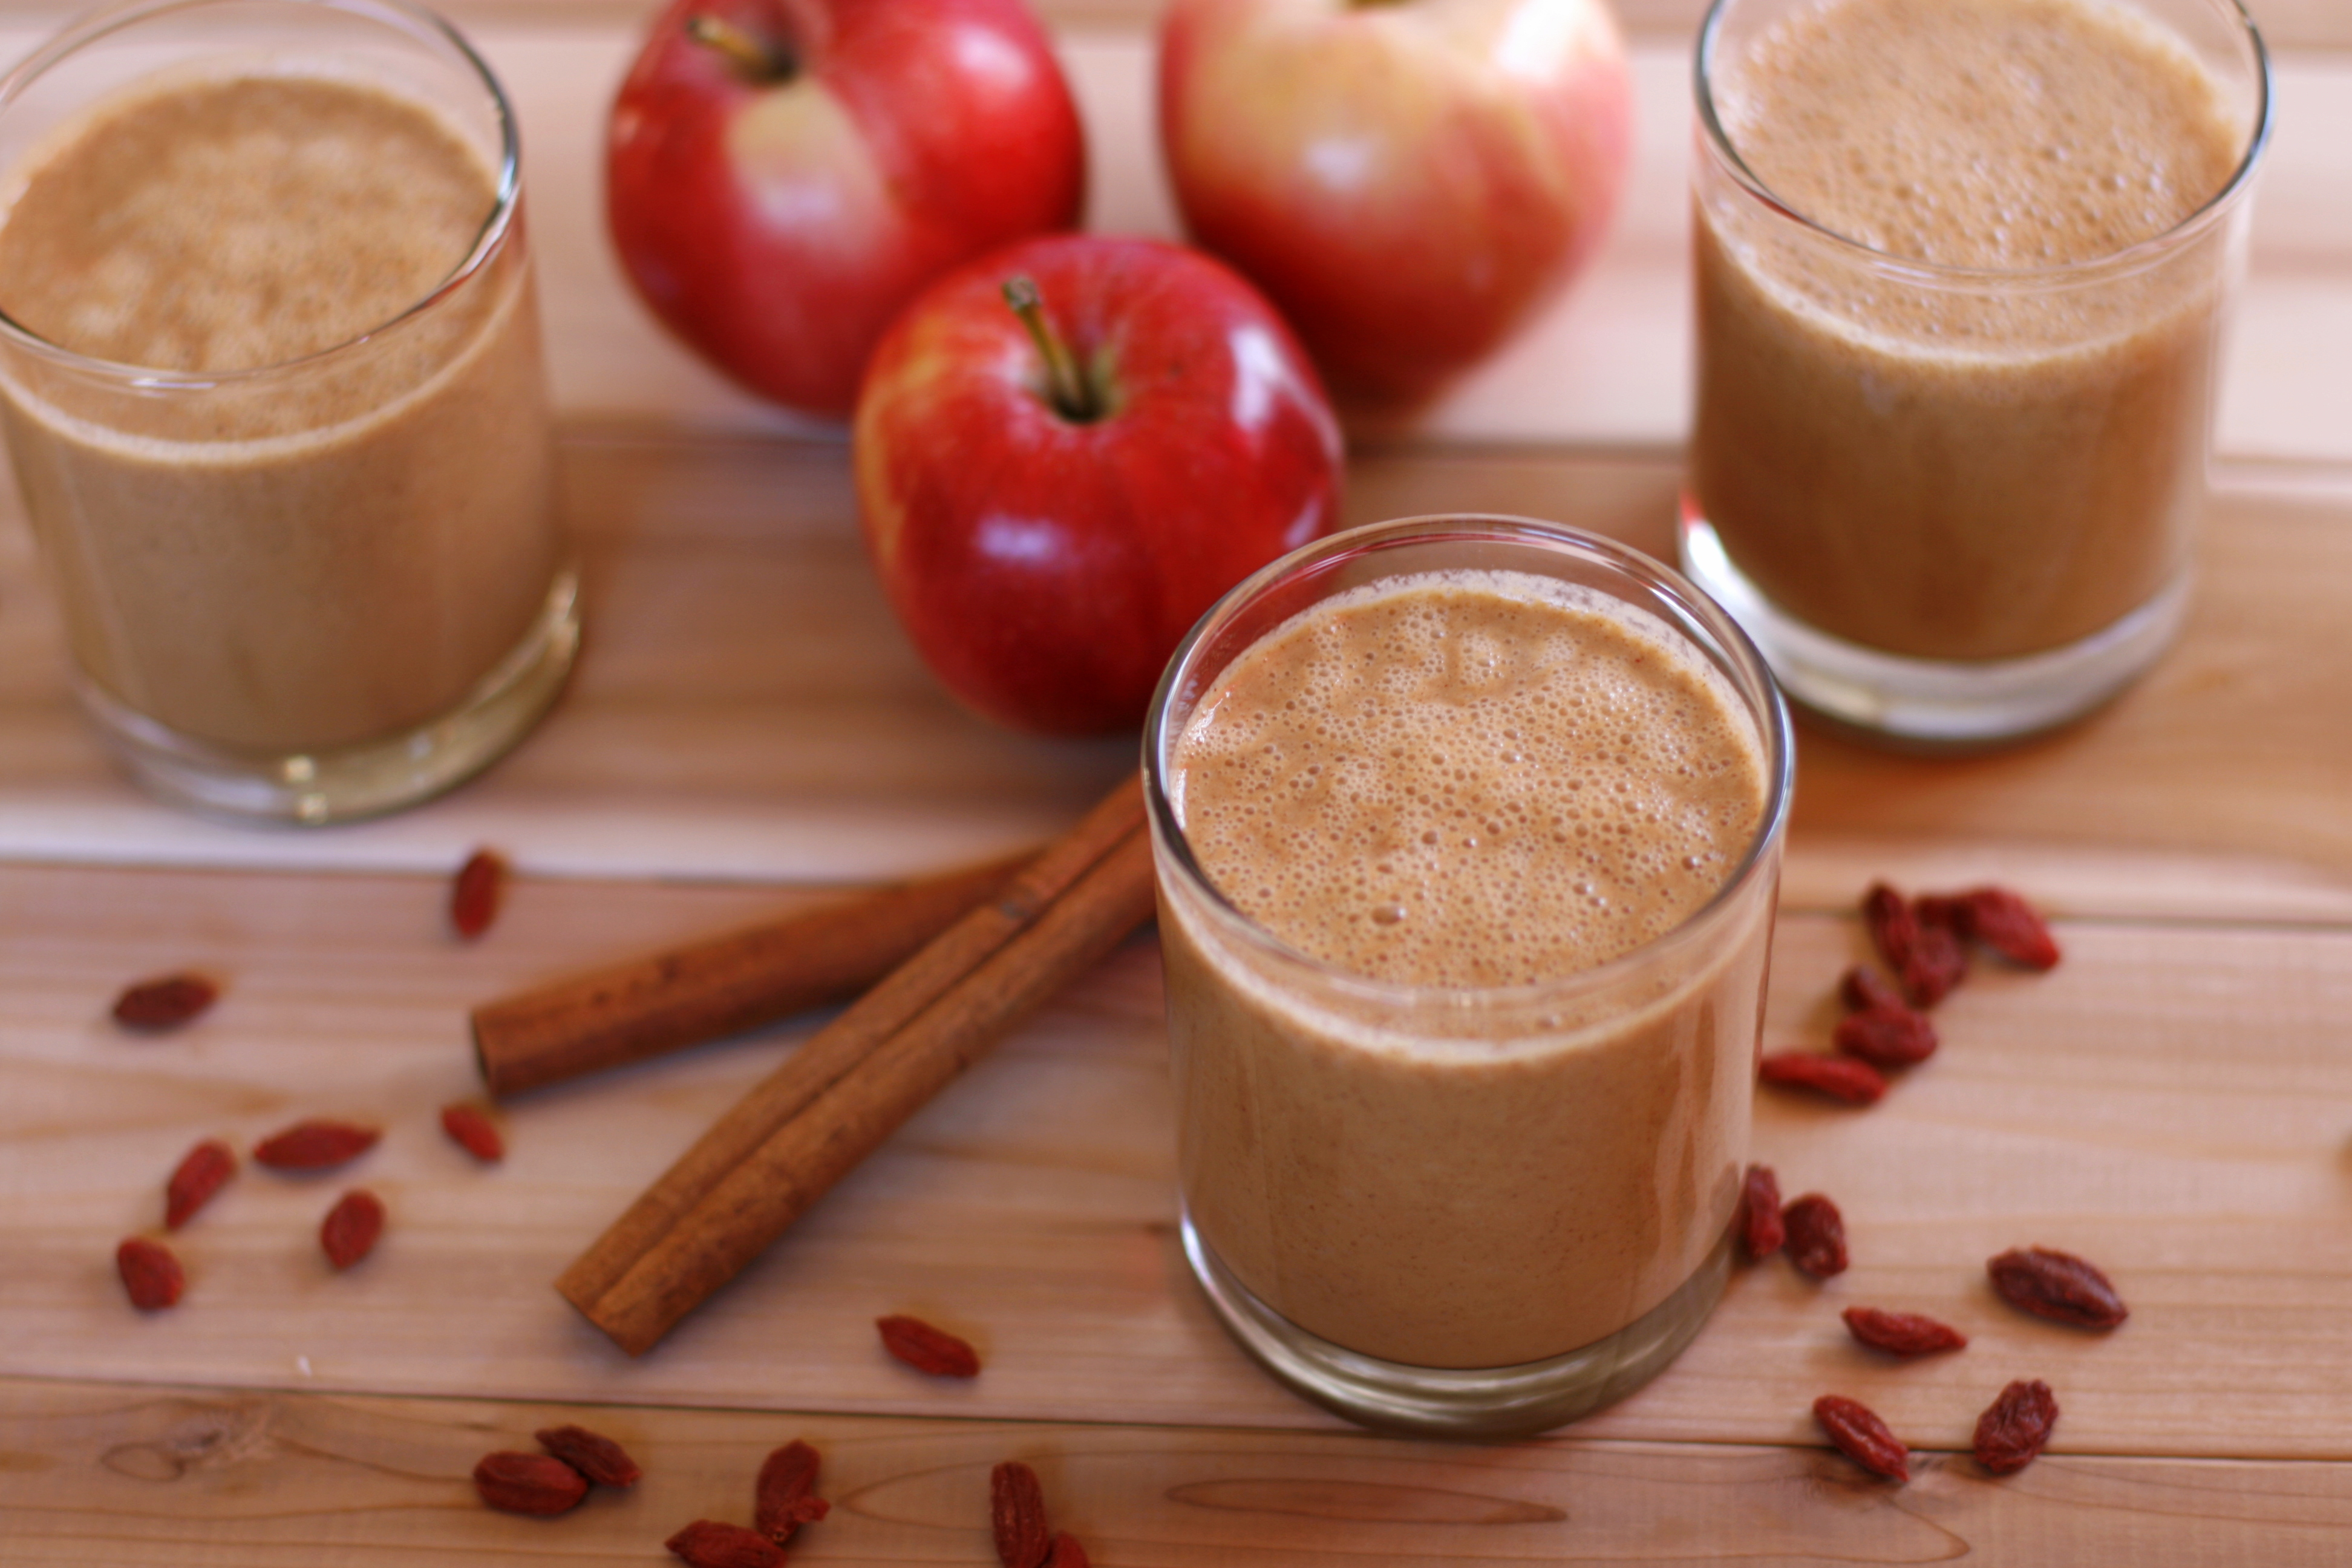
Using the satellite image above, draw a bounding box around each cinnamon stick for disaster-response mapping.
[557,773,1155,1355]
[471,853,1025,1098]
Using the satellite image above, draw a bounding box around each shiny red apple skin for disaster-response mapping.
[854,235,1345,736]
[607,0,1086,419]
[1158,0,1633,404]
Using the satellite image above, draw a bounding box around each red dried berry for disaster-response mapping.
[117,1236,185,1310]
[1901,921,1968,1006]
[451,848,506,940]
[474,1451,588,1515]
[666,1520,785,1567]
[534,1425,640,1488]
[1914,893,1970,932]
[1783,1193,1849,1279]
[1838,964,1907,1014]
[440,1102,505,1163]
[1833,1005,1939,1068]
[756,1439,828,1543]
[320,1189,385,1270]
[1044,1534,1092,1568]
[1842,1305,1968,1356]
[992,1460,1053,1568]
[1959,886,2063,970]
[1975,1379,2060,1474]
[1861,883,1919,972]
[164,1138,237,1230]
[1813,1394,1910,1483]
[878,1313,981,1377]
[1987,1246,2128,1329]
[253,1119,380,1172]
[1759,1051,1887,1105]
[1739,1163,1785,1260]
[111,973,219,1031]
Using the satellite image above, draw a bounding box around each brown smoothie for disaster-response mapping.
[0,71,561,753]
[1163,569,1773,1369]
[1689,0,2251,661]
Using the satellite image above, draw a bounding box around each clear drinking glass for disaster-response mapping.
[1145,515,1793,1436]
[0,0,577,822]
[1682,0,2270,746]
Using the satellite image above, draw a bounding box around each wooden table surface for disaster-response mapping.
[6,2,2352,1563]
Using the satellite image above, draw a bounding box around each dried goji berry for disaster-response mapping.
[1739,1163,1784,1260]
[1975,1379,2060,1474]
[451,848,506,940]
[164,1138,236,1230]
[117,1236,185,1310]
[755,1439,829,1543]
[535,1425,639,1488]
[319,1189,385,1270]
[1833,1005,1939,1068]
[665,1520,782,1568]
[252,1119,379,1172]
[112,973,218,1031]
[1918,893,1970,932]
[1862,883,1919,972]
[1813,1394,1909,1483]
[1783,1193,1849,1279]
[992,1460,1053,1568]
[1759,1051,1887,1105]
[878,1313,981,1377]
[1842,1305,1968,1356]
[1987,1246,2128,1329]
[1839,965,1907,1014]
[1958,887,2063,970]
[1900,922,1968,1006]
[1044,1534,1092,1568]
[441,1102,505,1163]
[474,1451,587,1515]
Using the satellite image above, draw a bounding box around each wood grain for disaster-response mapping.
[8,1374,2352,1566]
[6,858,2352,1461]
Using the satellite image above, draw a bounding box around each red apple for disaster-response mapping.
[1158,0,1633,404]
[854,234,1344,735]
[607,0,1086,419]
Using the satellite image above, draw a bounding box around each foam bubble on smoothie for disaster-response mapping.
[1172,569,1768,989]
[1716,0,2242,273]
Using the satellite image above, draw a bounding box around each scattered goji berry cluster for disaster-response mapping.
[1740,1157,2126,1480]
[661,1437,831,1565]
[475,1424,644,1517]
[106,851,513,1314]
[115,1105,504,1311]
[1759,882,2062,1106]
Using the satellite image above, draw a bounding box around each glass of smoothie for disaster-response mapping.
[1682,0,2270,746]
[1146,514,1793,1436]
[0,0,575,822]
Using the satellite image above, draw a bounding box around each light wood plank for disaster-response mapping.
[9,1375,2352,1566]
[9,443,2352,893]
[7,860,2352,1460]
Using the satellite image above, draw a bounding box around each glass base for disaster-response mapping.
[1678,508,2186,750]
[75,564,581,825]
[1181,1207,1734,1439]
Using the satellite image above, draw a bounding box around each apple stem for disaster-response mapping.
[684,13,797,82]
[1003,276,1100,422]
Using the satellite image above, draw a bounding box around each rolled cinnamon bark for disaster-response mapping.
[557,774,1155,1355]
[471,853,1025,1098]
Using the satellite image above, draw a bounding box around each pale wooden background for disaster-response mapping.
[5,0,2352,1561]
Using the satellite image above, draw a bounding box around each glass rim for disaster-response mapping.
[1142,512,1797,1014]
[1692,0,2274,288]
[0,0,522,385]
